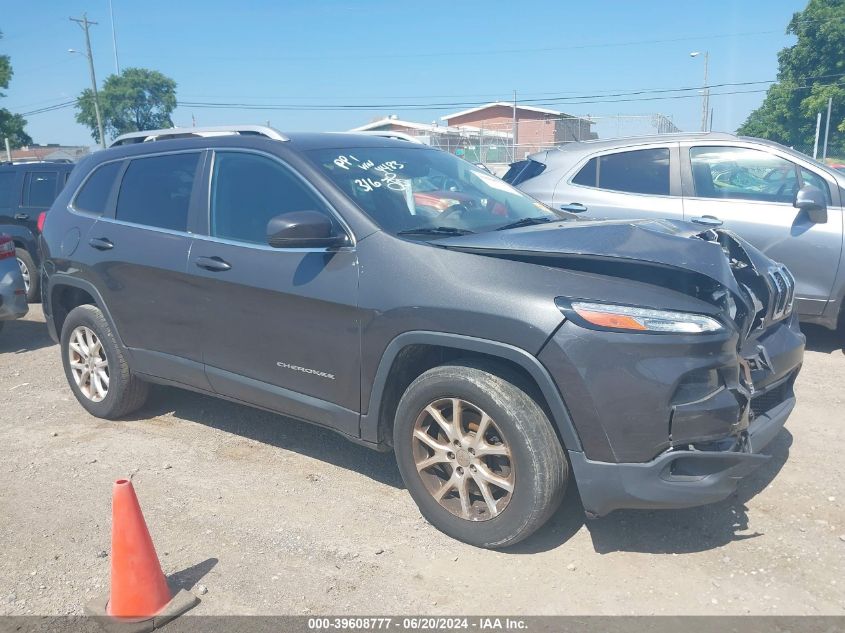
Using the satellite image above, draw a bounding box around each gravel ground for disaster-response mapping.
[1,305,844,616]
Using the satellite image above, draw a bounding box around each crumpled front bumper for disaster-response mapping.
[569,384,795,517]
[540,310,804,516]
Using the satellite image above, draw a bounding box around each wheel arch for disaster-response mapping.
[361,331,583,454]
[47,276,126,349]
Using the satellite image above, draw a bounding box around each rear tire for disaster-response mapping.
[15,248,38,303]
[393,361,568,548]
[60,304,149,419]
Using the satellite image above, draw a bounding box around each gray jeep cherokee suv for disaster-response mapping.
[41,126,805,548]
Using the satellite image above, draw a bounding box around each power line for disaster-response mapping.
[19,77,845,118]
[175,76,845,112]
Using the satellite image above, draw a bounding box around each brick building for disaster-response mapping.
[441,102,596,158]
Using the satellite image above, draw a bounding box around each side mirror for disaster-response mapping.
[794,184,828,224]
[266,211,348,249]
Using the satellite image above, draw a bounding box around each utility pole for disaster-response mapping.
[822,96,833,161]
[108,0,120,74]
[70,13,106,149]
[701,52,710,132]
[813,112,822,159]
[512,89,518,162]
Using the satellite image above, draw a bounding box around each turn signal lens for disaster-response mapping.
[570,301,723,334]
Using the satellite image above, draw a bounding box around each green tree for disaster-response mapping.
[0,30,33,148]
[75,67,177,144]
[737,0,845,155]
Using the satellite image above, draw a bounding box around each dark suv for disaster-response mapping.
[0,161,75,301]
[41,126,805,548]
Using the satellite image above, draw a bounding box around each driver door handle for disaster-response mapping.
[560,203,587,213]
[690,215,723,227]
[195,256,232,272]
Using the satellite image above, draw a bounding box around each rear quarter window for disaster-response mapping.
[74,161,123,215]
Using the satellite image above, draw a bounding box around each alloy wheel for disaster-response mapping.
[68,326,110,402]
[17,257,30,293]
[412,397,514,521]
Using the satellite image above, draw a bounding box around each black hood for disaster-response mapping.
[434,218,785,335]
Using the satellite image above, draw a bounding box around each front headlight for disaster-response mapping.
[567,301,724,334]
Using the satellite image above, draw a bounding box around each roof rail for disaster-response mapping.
[0,158,75,165]
[109,125,288,148]
[349,130,426,144]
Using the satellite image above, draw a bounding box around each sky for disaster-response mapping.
[1,0,808,147]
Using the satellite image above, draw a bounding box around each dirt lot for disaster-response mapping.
[1,305,844,616]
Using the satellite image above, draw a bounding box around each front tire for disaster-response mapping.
[60,304,149,419]
[15,248,38,303]
[393,361,568,548]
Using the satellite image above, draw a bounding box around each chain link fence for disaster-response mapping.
[416,113,682,168]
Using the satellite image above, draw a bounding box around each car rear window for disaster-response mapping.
[572,148,671,195]
[74,161,123,215]
[22,171,58,208]
[502,159,546,185]
[115,153,200,231]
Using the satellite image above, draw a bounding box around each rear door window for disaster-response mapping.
[571,149,671,195]
[74,161,123,215]
[22,171,58,208]
[115,153,200,231]
[597,149,670,195]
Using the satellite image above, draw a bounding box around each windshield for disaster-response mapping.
[307,147,564,235]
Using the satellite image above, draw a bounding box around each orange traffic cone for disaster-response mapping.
[108,478,173,617]
[85,479,198,631]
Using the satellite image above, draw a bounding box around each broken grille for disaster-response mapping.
[749,382,789,419]
[768,266,795,321]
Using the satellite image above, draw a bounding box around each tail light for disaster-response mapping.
[0,236,15,260]
[37,211,47,233]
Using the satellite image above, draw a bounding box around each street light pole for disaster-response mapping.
[70,13,106,149]
[690,51,710,132]
[108,0,121,74]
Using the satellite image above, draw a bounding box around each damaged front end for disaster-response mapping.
[665,227,802,468]
[436,219,806,515]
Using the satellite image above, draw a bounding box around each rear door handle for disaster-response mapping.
[690,215,723,227]
[560,203,587,213]
[88,237,114,250]
[195,256,232,272]
[14,213,29,220]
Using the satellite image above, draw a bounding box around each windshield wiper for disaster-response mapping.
[397,226,475,236]
[495,216,554,231]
